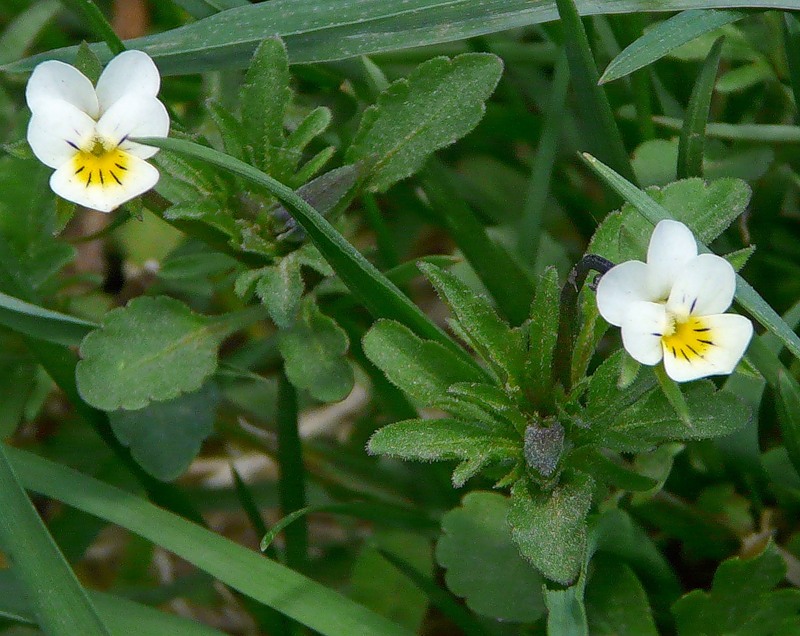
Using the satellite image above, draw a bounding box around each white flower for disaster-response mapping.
[595,220,753,382]
[26,50,169,213]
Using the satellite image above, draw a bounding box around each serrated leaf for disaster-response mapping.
[346,53,502,192]
[436,492,545,623]
[363,319,485,405]
[367,419,517,486]
[109,384,219,482]
[566,446,658,492]
[241,37,290,171]
[420,262,524,385]
[163,199,238,238]
[588,178,751,263]
[525,267,560,407]
[672,542,800,635]
[508,473,594,585]
[445,382,527,433]
[76,296,224,411]
[278,298,353,402]
[256,258,303,328]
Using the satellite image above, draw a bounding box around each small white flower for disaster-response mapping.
[26,50,169,213]
[596,220,753,382]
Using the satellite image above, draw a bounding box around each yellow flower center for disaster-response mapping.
[661,315,715,363]
[71,137,131,189]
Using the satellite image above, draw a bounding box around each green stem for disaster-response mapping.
[277,369,308,570]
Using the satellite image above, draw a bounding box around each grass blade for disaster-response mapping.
[136,136,478,371]
[57,0,125,55]
[0,0,61,65]
[0,444,111,636]
[0,290,97,347]
[678,36,724,178]
[652,116,800,142]
[580,152,800,364]
[783,12,800,121]
[9,447,414,636]
[555,0,637,184]
[600,9,747,84]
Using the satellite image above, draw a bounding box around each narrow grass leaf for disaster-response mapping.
[581,153,800,364]
[783,12,800,121]
[556,0,636,184]
[678,37,724,179]
[57,0,125,55]
[0,290,96,347]
[776,370,800,479]
[135,136,473,367]
[9,447,414,636]
[0,444,110,636]
[0,0,61,65]
[600,9,746,84]
[652,117,800,142]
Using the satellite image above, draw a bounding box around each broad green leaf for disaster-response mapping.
[0,570,225,636]
[600,9,747,84]
[256,258,304,328]
[76,296,236,411]
[136,137,473,368]
[678,37,724,179]
[8,447,414,636]
[586,557,659,636]
[0,445,110,636]
[525,267,560,407]
[419,262,525,385]
[508,472,594,585]
[436,492,545,623]
[108,384,220,482]
[672,542,800,635]
[241,38,290,171]
[583,154,800,365]
[363,320,485,405]
[278,298,353,402]
[589,177,751,263]
[367,419,518,487]
[8,1,791,76]
[0,290,96,347]
[346,54,502,192]
[566,446,658,492]
[545,584,589,636]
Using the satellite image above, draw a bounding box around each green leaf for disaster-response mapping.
[589,177,751,263]
[0,0,61,65]
[545,584,589,636]
[278,298,353,402]
[367,419,518,487]
[525,267,561,407]
[555,0,636,184]
[363,320,485,405]
[678,37,724,179]
[136,136,472,368]
[600,9,747,84]
[206,100,247,160]
[776,370,800,480]
[108,384,219,482]
[436,492,545,623]
[508,472,594,585]
[783,13,800,123]
[672,542,800,635]
[256,258,304,328]
[566,446,658,492]
[445,382,527,433]
[0,290,97,347]
[76,296,227,411]
[419,262,525,385]
[57,0,124,55]
[346,53,502,192]
[583,153,800,365]
[586,557,659,636]
[8,447,414,636]
[0,445,110,636]
[241,37,290,171]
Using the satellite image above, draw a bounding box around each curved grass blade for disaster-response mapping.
[0,290,97,347]
[581,152,800,364]
[600,9,747,84]
[135,136,479,371]
[2,1,789,76]
[0,444,110,636]
[678,37,724,179]
[652,116,800,142]
[556,0,637,184]
[57,0,125,55]
[9,447,414,636]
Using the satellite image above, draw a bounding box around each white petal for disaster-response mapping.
[620,301,667,365]
[595,260,651,327]
[666,254,736,318]
[26,60,98,118]
[663,313,753,382]
[646,220,698,300]
[95,94,169,159]
[50,153,159,213]
[27,99,96,168]
[96,50,161,113]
